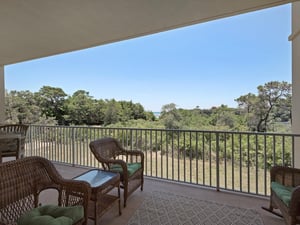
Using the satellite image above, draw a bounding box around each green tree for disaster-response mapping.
[177,108,209,130]
[104,99,121,125]
[66,90,99,125]
[91,99,106,125]
[35,86,67,125]
[209,105,238,130]
[119,101,148,122]
[236,81,291,132]
[160,103,181,129]
[5,90,56,124]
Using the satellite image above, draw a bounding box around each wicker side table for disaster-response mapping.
[74,169,121,225]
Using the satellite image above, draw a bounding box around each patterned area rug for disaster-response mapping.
[127,191,264,225]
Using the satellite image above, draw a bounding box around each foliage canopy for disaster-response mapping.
[5,81,291,133]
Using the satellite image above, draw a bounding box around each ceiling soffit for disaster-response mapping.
[0,0,296,65]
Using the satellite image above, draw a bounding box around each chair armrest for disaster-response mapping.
[271,166,300,186]
[57,179,91,225]
[126,150,144,156]
[125,150,144,164]
[107,159,129,179]
[290,186,300,216]
[102,158,128,168]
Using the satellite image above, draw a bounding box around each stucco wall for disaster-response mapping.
[291,2,300,168]
[0,66,4,123]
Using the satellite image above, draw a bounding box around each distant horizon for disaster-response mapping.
[5,4,291,112]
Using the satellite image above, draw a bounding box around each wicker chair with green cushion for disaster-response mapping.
[263,166,300,225]
[89,137,144,207]
[0,156,91,225]
[0,124,29,162]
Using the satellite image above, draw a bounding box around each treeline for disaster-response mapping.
[111,81,291,132]
[5,87,155,126]
[5,81,292,133]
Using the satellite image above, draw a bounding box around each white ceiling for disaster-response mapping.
[0,0,297,66]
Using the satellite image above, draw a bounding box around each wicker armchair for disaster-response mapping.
[89,137,144,207]
[0,156,91,225]
[263,166,300,225]
[0,124,29,162]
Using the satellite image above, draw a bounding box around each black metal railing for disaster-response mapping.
[26,125,300,197]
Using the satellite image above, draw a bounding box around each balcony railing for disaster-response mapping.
[26,125,300,197]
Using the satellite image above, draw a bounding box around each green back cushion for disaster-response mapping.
[271,181,294,206]
[17,204,84,225]
[111,163,141,176]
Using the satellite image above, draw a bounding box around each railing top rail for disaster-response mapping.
[28,124,300,137]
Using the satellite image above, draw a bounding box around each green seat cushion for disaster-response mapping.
[110,163,141,177]
[271,181,294,206]
[17,204,84,225]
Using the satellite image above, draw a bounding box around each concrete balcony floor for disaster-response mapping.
[49,163,285,225]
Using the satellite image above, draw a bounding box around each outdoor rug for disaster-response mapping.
[127,191,264,225]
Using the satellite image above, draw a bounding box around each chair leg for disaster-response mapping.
[123,185,128,207]
[141,176,144,191]
[261,206,283,218]
[291,217,297,225]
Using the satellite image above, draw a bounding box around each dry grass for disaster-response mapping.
[143,151,270,195]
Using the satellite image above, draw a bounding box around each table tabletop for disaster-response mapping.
[74,169,119,188]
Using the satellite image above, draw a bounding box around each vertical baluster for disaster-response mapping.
[195,132,199,185]
[189,131,192,183]
[255,134,258,194]
[231,133,235,190]
[247,134,250,193]
[216,132,219,191]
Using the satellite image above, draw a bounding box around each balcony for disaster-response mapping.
[30,162,283,225]
[21,125,299,224]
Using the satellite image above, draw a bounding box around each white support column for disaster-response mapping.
[291,2,300,168]
[0,66,5,123]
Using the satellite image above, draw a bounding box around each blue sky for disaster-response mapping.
[5,4,291,112]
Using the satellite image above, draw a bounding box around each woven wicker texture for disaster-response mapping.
[89,137,144,207]
[0,156,91,225]
[268,166,300,225]
[0,124,29,162]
